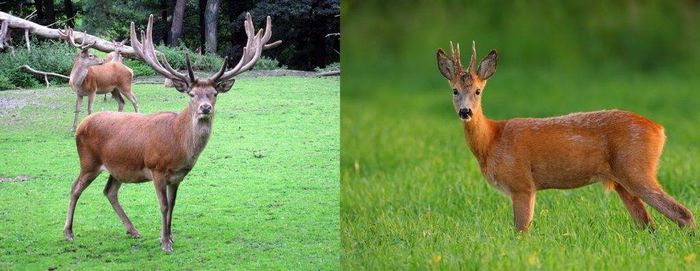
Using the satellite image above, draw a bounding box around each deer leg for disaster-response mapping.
[103,175,140,238]
[72,95,83,131]
[122,89,139,113]
[111,89,125,112]
[87,92,96,115]
[166,182,180,243]
[153,175,172,252]
[631,183,696,230]
[511,192,536,232]
[112,91,125,112]
[64,169,100,241]
[613,182,655,230]
[103,93,108,102]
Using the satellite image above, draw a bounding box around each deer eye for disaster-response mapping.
[188,92,195,97]
[475,89,481,95]
[452,89,458,96]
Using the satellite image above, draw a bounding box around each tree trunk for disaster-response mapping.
[64,0,76,28]
[199,0,207,53]
[204,0,220,53]
[160,0,169,45]
[45,0,56,26]
[0,11,139,58]
[170,0,186,46]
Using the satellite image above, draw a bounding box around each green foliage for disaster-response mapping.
[315,62,339,73]
[123,59,157,77]
[343,0,700,94]
[254,56,284,70]
[156,44,224,73]
[0,77,339,269]
[0,74,15,90]
[0,41,75,90]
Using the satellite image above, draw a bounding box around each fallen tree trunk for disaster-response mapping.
[20,64,69,88]
[0,11,139,58]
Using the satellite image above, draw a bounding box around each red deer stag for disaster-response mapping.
[436,41,695,232]
[58,29,138,131]
[63,13,281,252]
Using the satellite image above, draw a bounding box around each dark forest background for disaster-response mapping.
[1,0,339,71]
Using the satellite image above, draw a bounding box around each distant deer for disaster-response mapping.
[58,29,138,131]
[436,41,695,232]
[102,39,128,101]
[104,39,127,63]
[63,13,281,252]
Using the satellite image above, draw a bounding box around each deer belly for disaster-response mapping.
[100,164,153,183]
[529,150,610,189]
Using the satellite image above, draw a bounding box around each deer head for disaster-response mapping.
[58,28,104,67]
[437,41,498,121]
[130,13,281,120]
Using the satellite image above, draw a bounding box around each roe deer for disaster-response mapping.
[436,41,695,232]
[58,28,138,131]
[64,13,281,252]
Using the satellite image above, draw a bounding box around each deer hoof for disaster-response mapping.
[127,230,141,238]
[161,241,173,253]
[64,231,74,241]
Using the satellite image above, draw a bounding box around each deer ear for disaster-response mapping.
[477,50,498,80]
[171,79,189,93]
[216,79,235,93]
[437,49,455,79]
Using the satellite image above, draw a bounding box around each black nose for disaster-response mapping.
[458,108,472,119]
[200,104,212,114]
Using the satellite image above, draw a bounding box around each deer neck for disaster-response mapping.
[175,105,213,160]
[69,61,90,89]
[462,109,500,168]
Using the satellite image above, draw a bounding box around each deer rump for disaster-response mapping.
[75,112,201,184]
[483,110,664,193]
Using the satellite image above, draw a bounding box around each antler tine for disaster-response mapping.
[469,40,477,73]
[209,56,229,82]
[213,13,281,82]
[59,28,81,49]
[79,32,97,50]
[130,14,190,83]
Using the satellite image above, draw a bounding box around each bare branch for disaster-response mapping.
[20,65,70,88]
[0,11,139,58]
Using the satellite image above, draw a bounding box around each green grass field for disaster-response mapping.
[341,70,700,269]
[0,76,339,269]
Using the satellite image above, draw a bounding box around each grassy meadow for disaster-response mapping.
[341,1,700,269]
[0,76,339,269]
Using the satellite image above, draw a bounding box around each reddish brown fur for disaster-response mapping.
[68,49,138,131]
[437,41,695,232]
[63,12,276,253]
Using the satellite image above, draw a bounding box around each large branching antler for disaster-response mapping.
[130,14,194,84]
[131,13,280,87]
[209,12,281,82]
[57,27,96,50]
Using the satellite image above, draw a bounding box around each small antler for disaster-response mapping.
[468,40,477,73]
[449,41,462,68]
[58,28,96,50]
[209,13,281,82]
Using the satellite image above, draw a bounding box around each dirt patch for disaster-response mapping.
[0,175,32,183]
[0,97,28,110]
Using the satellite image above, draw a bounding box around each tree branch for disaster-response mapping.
[0,11,139,58]
[20,64,69,88]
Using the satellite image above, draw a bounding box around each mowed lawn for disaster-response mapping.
[0,76,339,269]
[341,70,700,269]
